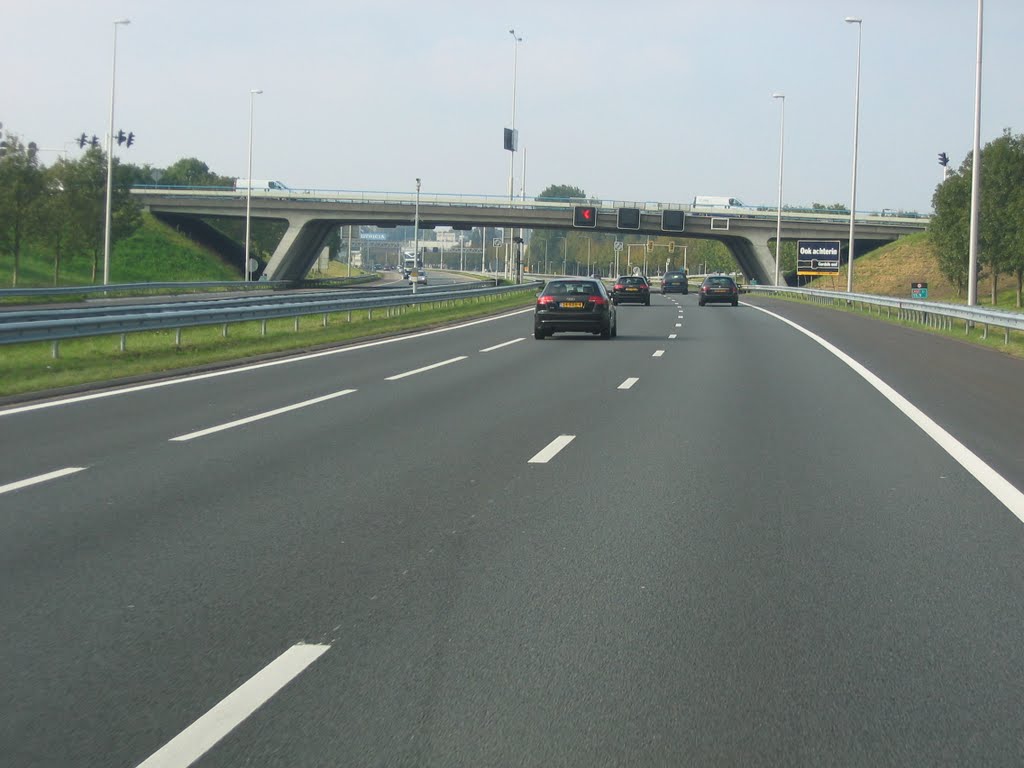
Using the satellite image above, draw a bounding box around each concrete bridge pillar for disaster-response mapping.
[718,234,778,286]
[261,216,339,281]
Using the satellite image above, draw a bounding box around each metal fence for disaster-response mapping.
[745,284,1024,345]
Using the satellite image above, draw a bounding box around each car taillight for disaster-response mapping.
[700,286,708,293]
[588,295,607,306]
[537,295,557,306]
[614,284,624,291]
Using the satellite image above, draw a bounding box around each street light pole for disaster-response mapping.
[103,18,130,286]
[845,17,863,294]
[413,178,421,295]
[507,29,522,278]
[772,93,785,287]
[967,0,983,307]
[244,88,263,282]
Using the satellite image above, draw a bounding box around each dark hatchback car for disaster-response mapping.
[698,275,740,306]
[611,275,651,305]
[661,270,689,294]
[534,279,617,339]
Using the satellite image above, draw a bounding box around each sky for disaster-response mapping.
[4,0,1022,214]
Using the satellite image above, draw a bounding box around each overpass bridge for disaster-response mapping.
[130,187,929,284]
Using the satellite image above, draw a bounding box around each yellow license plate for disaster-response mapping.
[626,288,638,292]
[561,301,584,308]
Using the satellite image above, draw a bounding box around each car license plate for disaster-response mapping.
[626,288,638,292]
[561,301,584,309]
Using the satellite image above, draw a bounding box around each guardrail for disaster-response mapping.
[0,282,540,352]
[745,284,1024,345]
[0,280,293,300]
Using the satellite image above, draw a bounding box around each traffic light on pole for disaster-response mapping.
[938,152,949,167]
[573,205,597,228]
[90,135,99,148]
[77,133,88,148]
[126,132,135,148]
[116,130,126,146]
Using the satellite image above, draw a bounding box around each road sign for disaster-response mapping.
[632,266,641,276]
[661,210,685,232]
[614,240,623,252]
[796,240,841,276]
[617,207,641,230]
[573,206,598,228]
[911,281,928,299]
[492,238,503,247]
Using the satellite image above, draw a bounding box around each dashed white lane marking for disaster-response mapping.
[652,350,665,358]
[480,338,525,352]
[170,389,356,442]
[0,308,534,418]
[528,435,576,464]
[747,303,1024,524]
[386,356,468,381]
[618,377,639,390]
[135,643,330,768]
[0,467,86,496]
[669,334,678,339]
[675,323,682,328]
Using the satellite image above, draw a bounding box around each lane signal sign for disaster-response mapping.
[573,206,598,228]
[661,210,685,232]
[617,207,641,230]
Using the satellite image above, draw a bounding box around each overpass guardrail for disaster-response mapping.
[0,282,541,350]
[744,284,1024,345]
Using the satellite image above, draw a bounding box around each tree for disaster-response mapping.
[160,157,233,187]
[0,133,44,286]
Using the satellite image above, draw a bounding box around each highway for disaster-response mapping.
[2,291,1023,766]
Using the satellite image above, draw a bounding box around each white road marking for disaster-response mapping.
[135,643,330,768]
[170,389,356,442]
[0,308,535,418]
[386,356,467,381]
[675,323,682,327]
[669,334,678,339]
[747,303,1024,523]
[652,350,665,358]
[618,377,639,390]
[0,467,86,496]
[480,337,525,352]
[528,435,576,464]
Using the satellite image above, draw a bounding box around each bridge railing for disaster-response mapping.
[0,282,541,349]
[744,284,1024,344]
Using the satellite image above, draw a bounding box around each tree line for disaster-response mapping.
[931,128,1024,306]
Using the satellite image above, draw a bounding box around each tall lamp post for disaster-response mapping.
[845,16,863,294]
[103,18,130,286]
[244,88,263,281]
[967,0,983,306]
[507,28,522,276]
[772,93,785,287]
[413,178,421,294]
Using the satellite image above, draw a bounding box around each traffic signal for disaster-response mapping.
[116,130,127,146]
[616,207,641,230]
[77,132,88,148]
[938,151,949,167]
[661,210,685,232]
[573,205,597,228]
[90,135,100,148]
[126,132,135,148]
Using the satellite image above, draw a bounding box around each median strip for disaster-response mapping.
[136,643,330,768]
[170,389,356,442]
[0,466,86,496]
[386,356,467,381]
[528,435,576,464]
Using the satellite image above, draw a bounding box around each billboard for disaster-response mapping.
[797,240,842,276]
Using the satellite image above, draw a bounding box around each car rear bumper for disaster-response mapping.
[613,293,649,303]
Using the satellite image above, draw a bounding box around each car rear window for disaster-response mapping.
[706,277,735,287]
[665,272,685,279]
[546,281,600,296]
[620,277,647,285]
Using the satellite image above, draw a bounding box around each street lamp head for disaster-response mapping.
[251,88,263,95]
[772,92,785,100]
[114,18,130,25]
[844,16,862,24]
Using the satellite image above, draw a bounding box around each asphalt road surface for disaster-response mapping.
[2,292,1023,767]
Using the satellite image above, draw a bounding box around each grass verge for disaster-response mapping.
[0,291,535,399]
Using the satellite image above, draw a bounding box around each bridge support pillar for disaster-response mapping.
[262,216,339,281]
[720,234,779,286]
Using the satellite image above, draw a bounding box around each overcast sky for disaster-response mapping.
[5,1,1021,213]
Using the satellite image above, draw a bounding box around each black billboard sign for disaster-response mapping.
[797,240,842,276]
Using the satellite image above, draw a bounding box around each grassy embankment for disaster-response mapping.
[790,232,1024,358]
[0,216,533,398]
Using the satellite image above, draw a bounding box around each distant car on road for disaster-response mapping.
[534,278,617,340]
[408,271,427,285]
[661,271,689,294]
[698,275,739,306]
[611,275,650,306]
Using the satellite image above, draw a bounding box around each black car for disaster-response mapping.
[698,275,739,306]
[661,270,689,294]
[611,275,651,305]
[534,279,617,339]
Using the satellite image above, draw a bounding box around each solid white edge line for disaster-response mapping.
[618,377,639,390]
[528,435,576,464]
[0,466,86,495]
[135,643,330,768]
[653,350,665,357]
[386,356,467,381]
[170,389,356,442]
[0,307,535,419]
[480,337,525,352]
[746,302,1024,523]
